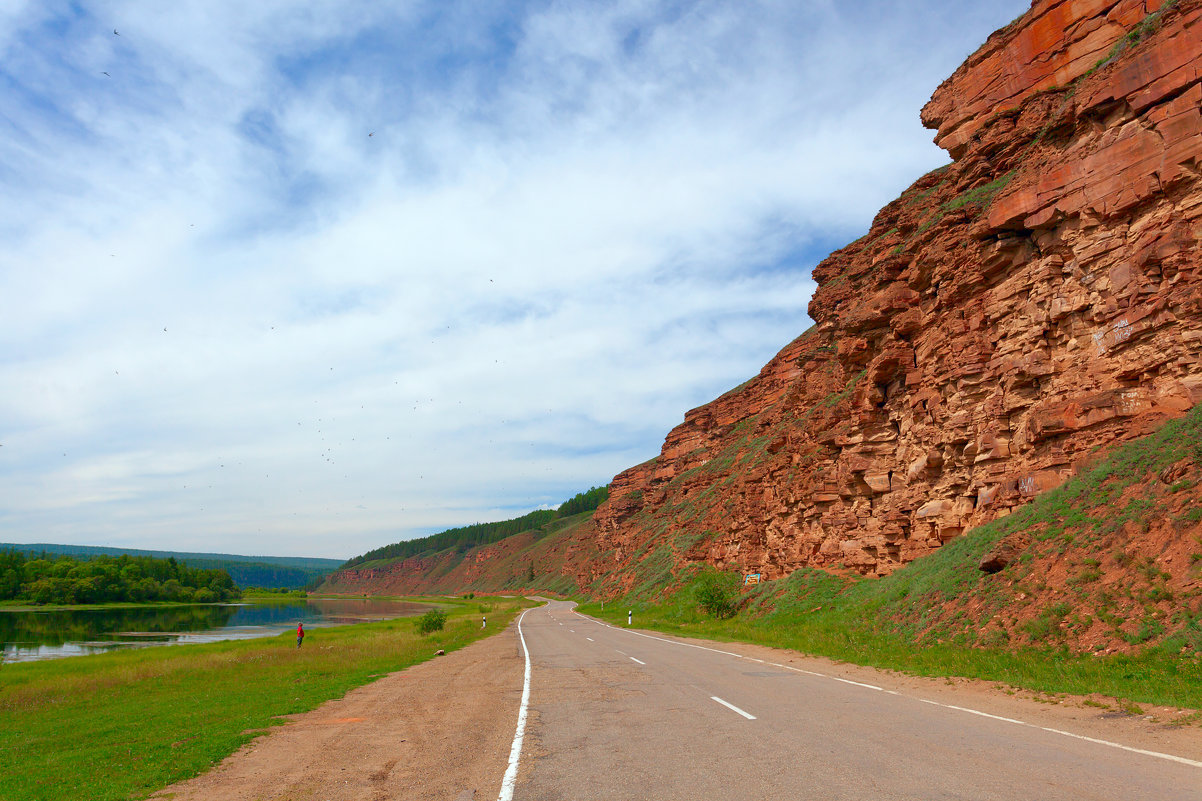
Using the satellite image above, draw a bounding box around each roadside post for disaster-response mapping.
[627,610,632,626]
[482,616,487,628]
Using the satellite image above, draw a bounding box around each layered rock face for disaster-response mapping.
[589,0,1202,587]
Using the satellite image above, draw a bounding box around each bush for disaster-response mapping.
[416,609,447,635]
[693,570,740,619]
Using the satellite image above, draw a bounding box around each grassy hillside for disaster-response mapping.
[597,402,1202,656]
[0,544,341,590]
[339,486,608,571]
[321,510,601,597]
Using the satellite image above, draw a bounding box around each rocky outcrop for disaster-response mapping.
[588,0,1202,588]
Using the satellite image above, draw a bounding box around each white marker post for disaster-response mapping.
[482,616,487,628]
[627,610,632,626]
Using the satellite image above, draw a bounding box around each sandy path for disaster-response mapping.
[151,621,525,801]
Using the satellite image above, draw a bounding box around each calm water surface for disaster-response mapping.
[0,598,435,663]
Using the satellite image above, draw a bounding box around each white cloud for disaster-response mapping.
[0,0,1029,558]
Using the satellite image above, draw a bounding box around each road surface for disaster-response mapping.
[511,600,1201,800]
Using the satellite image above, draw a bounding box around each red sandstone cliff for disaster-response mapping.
[586,0,1202,589]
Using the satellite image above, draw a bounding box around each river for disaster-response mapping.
[0,597,436,663]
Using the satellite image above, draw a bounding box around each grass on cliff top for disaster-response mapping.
[580,404,1202,711]
[0,596,532,801]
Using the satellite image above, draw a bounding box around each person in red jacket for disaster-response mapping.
[296,621,304,649]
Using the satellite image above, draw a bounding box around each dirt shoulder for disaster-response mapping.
[152,620,526,801]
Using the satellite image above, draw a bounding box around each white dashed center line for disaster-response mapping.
[711,696,756,720]
[629,657,646,665]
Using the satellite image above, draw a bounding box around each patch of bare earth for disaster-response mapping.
[151,623,525,801]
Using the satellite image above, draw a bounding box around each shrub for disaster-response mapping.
[693,570,740,619]
[416,609,447,635]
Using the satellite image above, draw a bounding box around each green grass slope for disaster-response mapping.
[320,509,602,597]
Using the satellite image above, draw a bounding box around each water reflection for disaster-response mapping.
[0,598,434,663]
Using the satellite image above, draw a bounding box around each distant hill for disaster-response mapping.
[338,486,609,570]
[0,544,342,590]
[320,486,611,594]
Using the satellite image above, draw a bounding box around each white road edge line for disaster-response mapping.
[914,699,1202,770]
[711,696,756,720]
[583,611,1202,770]
[497,608,532,801]
[630,656,646,665]
[586,637,594,642]
[595,620,744,659]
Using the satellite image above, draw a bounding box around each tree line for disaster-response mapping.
[341,485,610,570]
[1,543,338,590]
[0,550,240,605]
[556,486,609,517]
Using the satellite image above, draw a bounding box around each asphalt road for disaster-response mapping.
[510,600,1202,801]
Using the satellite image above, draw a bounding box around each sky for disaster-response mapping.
[0,0,1029,560]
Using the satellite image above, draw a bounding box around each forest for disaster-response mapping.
[341,485,610,569]
[0,550,240,605]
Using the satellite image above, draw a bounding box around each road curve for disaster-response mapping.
[510,600,1202,800]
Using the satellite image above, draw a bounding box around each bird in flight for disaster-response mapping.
[368,132,374,137]
[102,71,110,77]
[113,29,120,35]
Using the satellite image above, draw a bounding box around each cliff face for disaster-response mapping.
[588,0,1202,588]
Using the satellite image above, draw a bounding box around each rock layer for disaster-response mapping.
[587,0,1202,587]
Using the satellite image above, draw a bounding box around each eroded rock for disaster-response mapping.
[586,0,1202,585]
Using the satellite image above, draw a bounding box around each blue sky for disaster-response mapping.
[0,0,1029,559]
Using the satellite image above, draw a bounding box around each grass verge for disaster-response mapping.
[0,595,531,801]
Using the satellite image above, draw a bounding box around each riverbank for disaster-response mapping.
[0,595,531,801]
